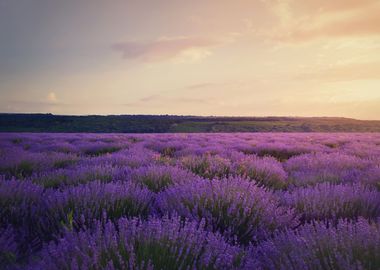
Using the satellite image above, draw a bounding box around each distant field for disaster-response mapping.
[1,113,380,132]
[1,133,379,269]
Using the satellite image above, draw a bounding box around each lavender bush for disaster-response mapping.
[281,183,380,223]
[285,152,377,187]
[0,132,379,269]
[35,216,243,270]
[30,164,127,188]
[248,218,380,270]
[180,154,232,179]
[0,227,18,268]
[233,155,288,190]
[45,181,154,232]
[129,165,198,192]
[158,177,296,245]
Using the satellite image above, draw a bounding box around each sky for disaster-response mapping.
[0,0,380,120]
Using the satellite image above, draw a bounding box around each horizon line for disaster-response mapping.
[1,112,379,122]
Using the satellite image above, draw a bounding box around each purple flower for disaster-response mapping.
[35,216,243,270]
[247,218,380,270]
[233,155,288,190]
[0,148,78,178]
[0,132,379,268]
[44,181,155,232]
[129,165,200,192]
[284,152,377,187]
[30,164,130,188]
[180,154,232,179]
[0,227,18,268]
[158,177,296,245]
[0,179,46,255]
[280,183,380,223]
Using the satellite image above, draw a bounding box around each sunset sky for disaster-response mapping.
[1,0,380,119]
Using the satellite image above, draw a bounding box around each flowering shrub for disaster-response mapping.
[0,149,78,178]
[0,227,18,268]
[0,179,47,255]
[252,142,314,161]
[248,218,380,270]
[130,165,198,192]
[285,152,376,187]
[35,216,243,270]
[234,155,288,190]
[0,133,379,268]
[281,183,380,223]
[158,177,296,245]
[31,164,126,188]
[45,181,154,232]
[180,154,232,179]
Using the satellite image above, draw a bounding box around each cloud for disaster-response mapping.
[46,92,58,103]
[275,11,380,42]
[112,36,223,62]
[296,61,380,82]
[139,94,160,102]
[8,92,63,110]
[124,95,209,107]
[297,0,376,14]
[276,98,380,120]
[184,83,217,90]
[262,0,380,42]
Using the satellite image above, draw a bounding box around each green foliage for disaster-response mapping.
[84,146,121,156]
[1,161,34,178]
[53,159,77,169]
[1,114,380,132]
[138,174,173,193]
[181,155,231,179]
[11,138,22,144]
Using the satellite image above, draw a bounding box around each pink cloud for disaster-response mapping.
[295,61,380,82]
[296,0,376,13]
[112,36,221,62]
[264,0,380,42]
[278,12,380,42]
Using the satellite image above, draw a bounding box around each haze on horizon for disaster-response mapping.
[1,0,380,120]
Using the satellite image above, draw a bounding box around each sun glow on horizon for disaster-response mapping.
[0,0,380,120]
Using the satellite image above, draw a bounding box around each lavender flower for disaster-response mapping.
[0,179,44,229]
[158,177,296,245]
[280,183,380,223]
[180,154,232,179]
[0,132,379,268]
[285,152,377,187]
[0,227,18,268]
[233,155,288,190]
[0,179,46,255]
[130,165,199,192]
[45,181,154,232]
[31,164,129,188]
[247,218,380,270]
[35,216,243,270]
[0,149,78,178]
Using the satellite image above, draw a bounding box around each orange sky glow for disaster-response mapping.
[0,0,379,119]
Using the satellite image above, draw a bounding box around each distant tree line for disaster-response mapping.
[0,113,379,132]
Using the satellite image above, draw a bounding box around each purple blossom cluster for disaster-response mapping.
[247,218,380,270]
[0,132,379,269]
[284,152,378,187]
[129,165,199,192]
[158,177,296,245]
[280,183,380,223]
[34,216,243,270]
[0,227,18,267]
[44,181,154,231]
[233,154,288,190]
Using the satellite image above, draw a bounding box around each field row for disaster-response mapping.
[0,133,379,269]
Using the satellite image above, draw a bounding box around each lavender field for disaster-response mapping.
[0,133,379,269]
